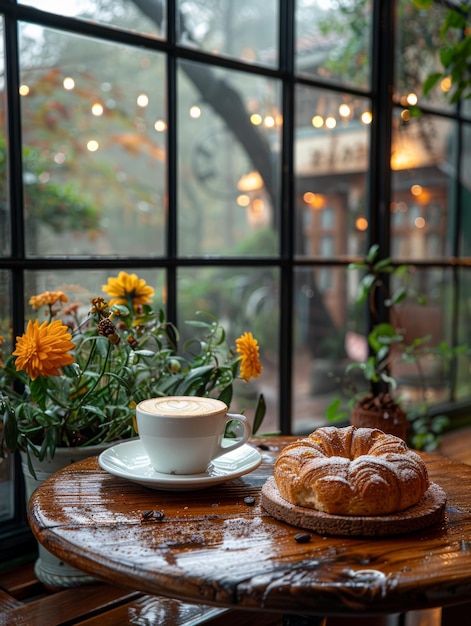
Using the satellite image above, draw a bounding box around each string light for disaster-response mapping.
[355,216,368,231]
[190,105,201,119]
[63,77,75,90]
[91,103,104,116]
[137,94,149,107]
[237,194,250,207]
[441,76,452,93]
[19,84,30,96]
[250,113,262,125]
[154,119,167,132]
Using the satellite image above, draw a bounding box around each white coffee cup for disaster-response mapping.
[135,396,252,474]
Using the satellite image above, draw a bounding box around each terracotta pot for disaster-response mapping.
[21,444,111,589]
[351,404,408,441]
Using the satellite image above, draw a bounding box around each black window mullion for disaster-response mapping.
[4,7,25,336]
[278,0,295,434]
[3,4,32,553]
[368,0,396,257]
[166,0,178,326]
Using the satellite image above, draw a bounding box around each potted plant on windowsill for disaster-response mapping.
[326,244,467,445]
[0,271,265,587]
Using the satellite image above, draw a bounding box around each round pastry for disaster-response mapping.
[273,426,429,516]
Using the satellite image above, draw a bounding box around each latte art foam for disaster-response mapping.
[138,396,226,417]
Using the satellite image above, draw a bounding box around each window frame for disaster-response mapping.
[1,0,470,560]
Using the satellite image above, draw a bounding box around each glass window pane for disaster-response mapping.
[19,25,166,257]
[295,85,371,258]
[460,123,471,256]
[0,453,14,522]
[457,267,471,402]
[177,267,279,434]
[293,266,356,433]
[392,268,467,408]
[0,270,14,522]
[391,111,455,260]
[295,0,371,91]
[0,17,8,257]
[177,60,280,256]
[24,268,166,317]
[177,0,278,68]
[19,0,164,39]
[0,270,11,349]
[395,0,454,112]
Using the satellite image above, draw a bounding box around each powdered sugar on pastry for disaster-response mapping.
[273,426,429,516]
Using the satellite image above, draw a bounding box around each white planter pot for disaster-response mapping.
[21,444,109,589]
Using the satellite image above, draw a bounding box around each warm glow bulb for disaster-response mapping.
[441,76,452,93]
[19,84,30,96]
[415,217,425,229]
[264,115,275,128]
[63,77,75,90]
[154,119,167,132]
[401,109,411,121]
[91,103,104,116]
[190,105,201,119]
[250,113,262,125]
[237,194,250,207]
[355,216,368,231]
[406,93,418,106]
[361,111,373,124]
[87,140,99,152]
[303,192,316,204]
[311,115,324,128]
[137,94,149,107]
[411,184,423,196]
[325,116,337,129]
[339,104,351,117]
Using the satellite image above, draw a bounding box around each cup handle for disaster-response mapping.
[215,413,251,458]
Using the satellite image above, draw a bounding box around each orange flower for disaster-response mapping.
[13,319,75,380]
[29,291,68,310]
[235,332,263,381]
[102,272,154,308]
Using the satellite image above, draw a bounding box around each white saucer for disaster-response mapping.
[98,439,262,491]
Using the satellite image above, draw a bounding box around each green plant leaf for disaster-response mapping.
[423,72,443,96]
[373,258,392,272]
[252,393,266,434]
[412,0,432,9]
[218,384,233,408]
[325,398,347,422]
[366,244,379,262]
[30,377,48,411]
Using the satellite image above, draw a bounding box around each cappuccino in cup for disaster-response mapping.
[136,396,251,474]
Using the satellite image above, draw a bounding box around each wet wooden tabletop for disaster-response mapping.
[28,437,471,618]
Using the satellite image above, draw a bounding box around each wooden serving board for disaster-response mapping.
[261,477,447,537]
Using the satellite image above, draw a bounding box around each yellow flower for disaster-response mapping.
[236,332,263,381]
[102,272,154,308]
[13,319,75,380]
[29,291,68,310]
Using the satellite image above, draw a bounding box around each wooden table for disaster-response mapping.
[27,437,471,623]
